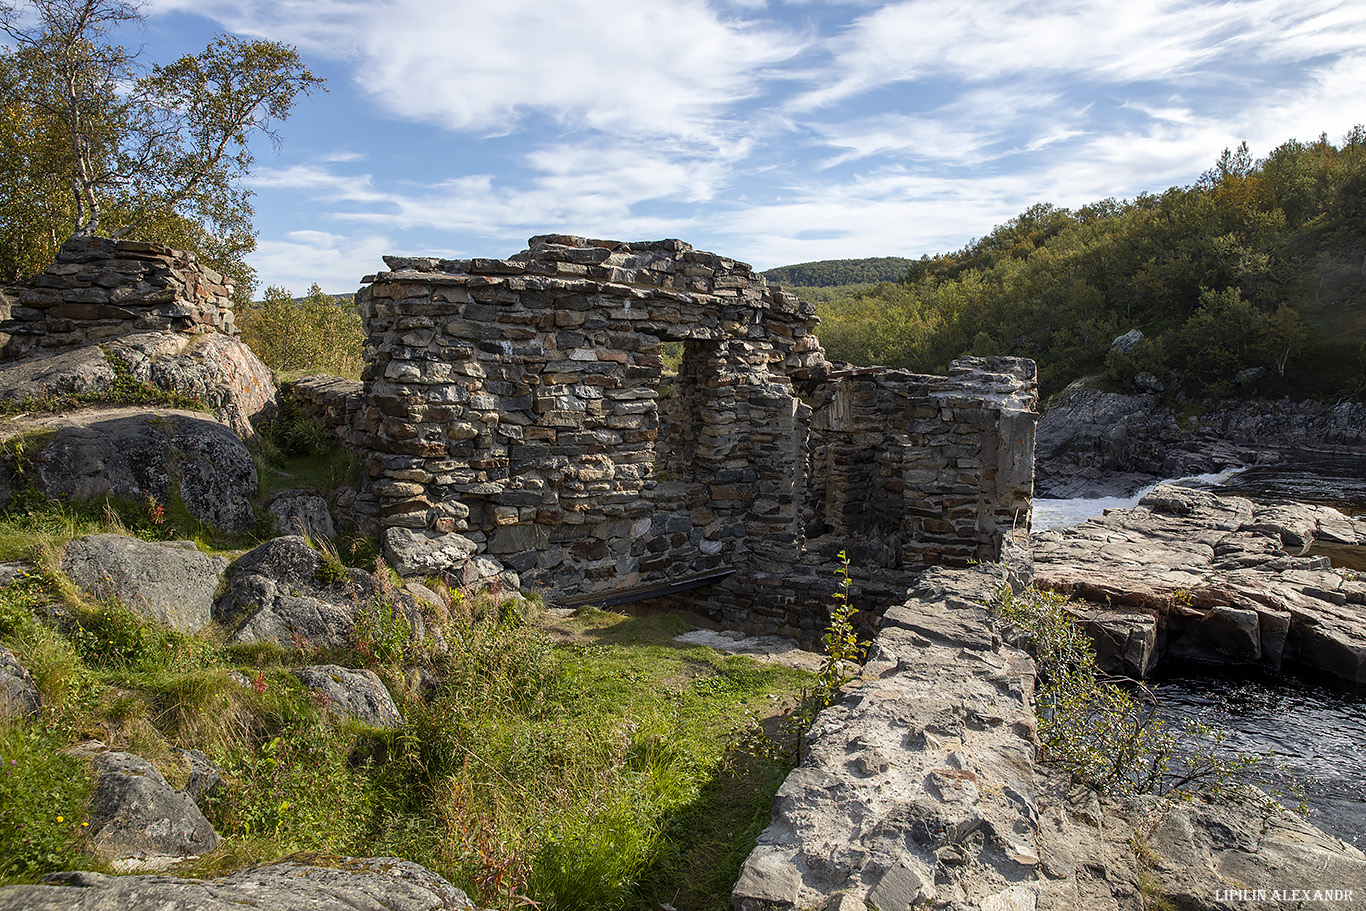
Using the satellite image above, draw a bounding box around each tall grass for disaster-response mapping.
[0,499,815,909]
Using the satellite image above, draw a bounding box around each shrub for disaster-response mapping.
[994,585,1294,803]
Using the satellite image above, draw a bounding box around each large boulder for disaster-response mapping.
[108,332,276,439]
[0,332,276,439]
[0,644,39,719]
[215,536,422,650]
[0,857,475,910]
[293,664,403,728]
[84,751,219,871]
[2,407,258,533]
[61,534,228,633]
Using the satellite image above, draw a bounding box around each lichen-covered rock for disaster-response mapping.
[106,332,277,439]
[85,751,219,870]
[0,857,475,910]
[62,534,228,633]
[268,489,336,541]
[0,644,39,719]
[12,407,258,533]
[0,332,276,440]
[294,664,403,728]
[215,536,422,650]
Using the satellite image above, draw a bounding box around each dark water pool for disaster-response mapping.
[1151,669,1366,847]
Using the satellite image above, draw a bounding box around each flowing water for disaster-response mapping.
[1034,454,1366,847]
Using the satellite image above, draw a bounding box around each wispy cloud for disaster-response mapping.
[140,0,1366,292]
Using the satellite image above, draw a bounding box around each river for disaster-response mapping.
[1033,454,1366,848]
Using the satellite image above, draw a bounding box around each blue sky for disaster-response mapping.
[129,0,1366,295]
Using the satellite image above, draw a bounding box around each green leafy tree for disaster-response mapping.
[0,0,323,299]
[240,284,364,379]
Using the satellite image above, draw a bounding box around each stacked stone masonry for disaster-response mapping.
[353,235,1039,640]
[0,236,237,360]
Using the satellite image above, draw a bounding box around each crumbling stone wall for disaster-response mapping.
[354,235,822,599]
[352,234,1037,638]
[0,236,237,360]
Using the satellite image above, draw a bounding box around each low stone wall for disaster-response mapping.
[0,236,237,360]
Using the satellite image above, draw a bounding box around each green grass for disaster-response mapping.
[0,508,815,910]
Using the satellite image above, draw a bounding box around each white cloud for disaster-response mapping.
[150,0,803,145]
[249,230,397,296]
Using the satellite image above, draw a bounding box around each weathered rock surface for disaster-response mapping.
[215,535,422,650]
[383,526,519,593]
[0,643,39,718]
[175,748,225,805]
[294,664,403,728]
[737,562,1366,910]
[268,488,336,541]
[0,332,276,440]
[734,564,1046,910]
[0,857,475,910]
[61,534,228,633]
[1032,484,1366,682]
[107,332,276,438]
[85,751,219,870]
[0,406,258,533]
[1036,385,1366,497]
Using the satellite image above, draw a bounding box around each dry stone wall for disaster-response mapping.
[0,236,237,360]
[352,234,1039,639]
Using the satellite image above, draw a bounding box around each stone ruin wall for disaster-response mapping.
[0,236,238,361]
[348,234,1038,640]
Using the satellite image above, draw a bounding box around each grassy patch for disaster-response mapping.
[0,548,816,910]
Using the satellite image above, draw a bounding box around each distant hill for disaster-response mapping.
[762,257,913,287]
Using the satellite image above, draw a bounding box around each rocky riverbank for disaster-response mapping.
[734,559,1366,910]
[1032,484,1366,682]
[1036,385,1366,498]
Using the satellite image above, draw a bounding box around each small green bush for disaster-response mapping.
[994,585,1295,803]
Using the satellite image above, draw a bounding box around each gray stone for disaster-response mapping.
[293,664,403,728]
[61,534,228,633]
[175,748,225,804]
[0,644,39,719]
[216,535,419,651]
[866,858,935,910]
[268,489,336,541]
[0,857,475,910]
[109,332,277,438]
[85,751,219,869]
[384,527,478,577]
[1109,329,1144,355]
[732,845,801,909]
[22,407,258,533]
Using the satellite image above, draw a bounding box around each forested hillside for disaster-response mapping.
[762,257,912,287]
[809,131,1366,400]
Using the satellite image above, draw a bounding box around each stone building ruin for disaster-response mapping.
[0,236,238,360]
[347,234,1038,640]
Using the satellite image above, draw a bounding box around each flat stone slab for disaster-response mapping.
[1033,485,1366,682]
[0,857,475,910]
